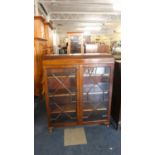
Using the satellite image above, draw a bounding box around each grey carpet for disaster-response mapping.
[34,102,121,155]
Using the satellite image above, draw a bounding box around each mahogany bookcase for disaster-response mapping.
[43,54,114,132]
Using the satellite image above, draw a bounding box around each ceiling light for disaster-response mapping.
[77,26,102,32]
[112,0,121,11]
[84,26,102,31]
[83,31,91,35]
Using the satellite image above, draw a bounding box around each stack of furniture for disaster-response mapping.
[43,54,114,132]
[34,16,53,96]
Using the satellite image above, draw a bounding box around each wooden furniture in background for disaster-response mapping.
[85,43,98,53]
[34,16,45,39]
[111,60,121,129]
[34,16,47,96]
[44,21,53,54]
[67,32,84,54]
[98,44,110,53]
[85,43,110,53]
[34,38,47,96]
[43,54,114,132]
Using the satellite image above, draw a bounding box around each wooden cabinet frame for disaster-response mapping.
[43,54,114,131]
[44,21,53,54]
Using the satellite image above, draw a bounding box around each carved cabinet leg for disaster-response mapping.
[48,127,53,133]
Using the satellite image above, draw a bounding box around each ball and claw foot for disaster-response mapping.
[48,127,53,133]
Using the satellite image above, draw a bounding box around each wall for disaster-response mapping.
[52,30,59,54]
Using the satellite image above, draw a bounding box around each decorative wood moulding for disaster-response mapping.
[43,54,114,64]
[34,16,46,22]
[44,21,53,30]
[67,32,83,35]
[34,16,53,30]
[34,37,47,41]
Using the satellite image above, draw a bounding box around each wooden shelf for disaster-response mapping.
[84,73,109,77]
[83,91,108,95]
[48,88,76,97]
[48,90,108,97]
[48,93,76,97]
[83,103,107,112]
[50,103,107,114]
[48,75,76,79]
[83,114,107,120]
[50,104,76,114]
[47,74,109,79]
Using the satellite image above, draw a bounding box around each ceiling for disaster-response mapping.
[38,0,121,34]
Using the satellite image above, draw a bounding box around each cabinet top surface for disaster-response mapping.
[43,53,115,65]
[43,53,114,60]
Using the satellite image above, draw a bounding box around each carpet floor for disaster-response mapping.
[34,102,121,155]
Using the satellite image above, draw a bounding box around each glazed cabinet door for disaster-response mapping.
[82,64,113,123]
[44,66,80,125]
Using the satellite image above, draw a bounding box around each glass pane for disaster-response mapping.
[46,68,77,123]
[82,66,110,121]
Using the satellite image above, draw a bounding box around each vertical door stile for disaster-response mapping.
[43,66,51,128]
[80,65,84,124]
[76,65,83,124]
[76,65,80,124]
